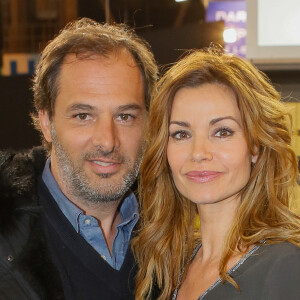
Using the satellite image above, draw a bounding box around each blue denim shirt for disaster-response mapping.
[42,158,139,270]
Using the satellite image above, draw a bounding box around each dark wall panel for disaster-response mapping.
[140,21,224,66]
[0,75,40,150]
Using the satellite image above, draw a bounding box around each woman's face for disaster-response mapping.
[167,83,257,206]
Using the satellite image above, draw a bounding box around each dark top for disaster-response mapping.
[173,242,300,300]
[0,147,64,299]
[38,177,136,300]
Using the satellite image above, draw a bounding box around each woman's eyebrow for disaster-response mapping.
[169,121,190,128]
[210,116,241,127]
[169,116,241,128]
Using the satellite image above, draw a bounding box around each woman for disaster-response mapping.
[132,49,300,300]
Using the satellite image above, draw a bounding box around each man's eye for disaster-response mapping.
[215,128,233,137]
[118,114,133,121]
[76,113,89,120]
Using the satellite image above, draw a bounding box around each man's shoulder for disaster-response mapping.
[0,146,47,233]
[0,146,47,171]
[0,146,47,182]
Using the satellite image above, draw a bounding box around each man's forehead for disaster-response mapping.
[62,49,138,68]
[53,49,145,112]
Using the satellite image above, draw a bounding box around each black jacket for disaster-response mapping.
[0,147,159,300]
[0,147,64,299]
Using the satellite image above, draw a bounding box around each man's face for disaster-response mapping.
[39,51,146,205]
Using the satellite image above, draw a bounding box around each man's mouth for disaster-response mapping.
[92,161,115,167]
[87,159,122,175]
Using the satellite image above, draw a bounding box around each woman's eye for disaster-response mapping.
[171,131,190,140]
[215,128,233,137]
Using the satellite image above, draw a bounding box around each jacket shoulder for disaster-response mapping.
[0,147,47,234]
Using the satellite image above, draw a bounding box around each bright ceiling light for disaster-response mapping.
[175,0,188,2]
[223,28,237,43]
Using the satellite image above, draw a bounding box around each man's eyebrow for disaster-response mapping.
[66,103,95,112]
[169,121,190,128]
[210,116,241,126]
[117,104,143,112]
[66,103,144,114]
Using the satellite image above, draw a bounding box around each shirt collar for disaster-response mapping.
[42,158,82,231]
[119,192,139,227]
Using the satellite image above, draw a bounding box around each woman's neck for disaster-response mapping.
[197,197,241,262]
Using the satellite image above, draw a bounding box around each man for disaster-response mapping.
[0,18,157,299]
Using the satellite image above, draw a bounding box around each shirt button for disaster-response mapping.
[101,255,106,261]
[7,254,14,262]
[85,219,91,225]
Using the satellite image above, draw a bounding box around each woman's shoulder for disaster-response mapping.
[235,241,300,279]
[231,242,300,299]
[256,242,300,299]
[248,242,300,286]
[258,241,300,260]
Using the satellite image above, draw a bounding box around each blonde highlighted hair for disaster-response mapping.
[132,49,300,299]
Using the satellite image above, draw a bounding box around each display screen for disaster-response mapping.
[258,0,300,46]
[246,0,300,67]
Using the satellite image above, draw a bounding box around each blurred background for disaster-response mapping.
[0,0,299,205]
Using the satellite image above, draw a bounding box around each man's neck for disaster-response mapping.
[43,158,129,253]
[82,199,123,253]
[68,195,123,253]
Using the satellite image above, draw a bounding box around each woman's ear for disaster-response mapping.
[251,145,259,164]
[251,154,258,164]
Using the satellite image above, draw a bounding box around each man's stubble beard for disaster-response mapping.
[50,124,143,206]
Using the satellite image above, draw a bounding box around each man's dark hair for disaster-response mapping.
[32,17,158,150]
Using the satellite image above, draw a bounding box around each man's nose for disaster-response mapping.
[91,117,120,153]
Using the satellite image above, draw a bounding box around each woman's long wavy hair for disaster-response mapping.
[132,49,300,300]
